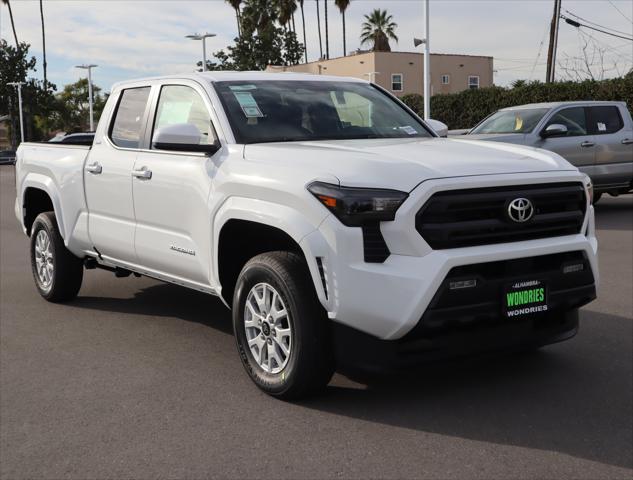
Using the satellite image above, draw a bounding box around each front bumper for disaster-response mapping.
[300,172,598,341]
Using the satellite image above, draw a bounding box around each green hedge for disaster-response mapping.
[401,76,633,130]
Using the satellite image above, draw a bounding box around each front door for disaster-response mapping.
[132,83,219,285]
[539,106,596,174]
[85,86,151,264]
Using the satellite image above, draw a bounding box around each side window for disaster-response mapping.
[546,107,588,136]
[153,85,215,147]
[588,106,623,135]
[110,87,151,148]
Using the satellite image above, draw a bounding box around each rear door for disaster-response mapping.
[85,86,151,263]
[587,105,633,189]
[131,82,219,285]
[539,106,595,172]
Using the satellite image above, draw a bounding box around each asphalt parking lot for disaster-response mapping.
[1,164,631,479]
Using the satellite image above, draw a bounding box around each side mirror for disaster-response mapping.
[540,123,568,138]
[152,123,220,154]
[426,119,449,138]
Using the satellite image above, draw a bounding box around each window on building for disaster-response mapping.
[468,76,480,89]
[441,74,450,85]
[391,74,403,92]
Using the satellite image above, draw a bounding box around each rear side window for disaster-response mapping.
[546,107,588,136]
[588,106,623,135]
[110,87,151,148]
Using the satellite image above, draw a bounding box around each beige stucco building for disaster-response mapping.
[268,51,494,97]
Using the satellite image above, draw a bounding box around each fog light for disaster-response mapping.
[563,263,584,274]
[449,279,477,290]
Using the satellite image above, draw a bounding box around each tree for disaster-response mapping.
[225,0,242,37]
[334,0,350,57]
[1,0,19,46]
[360,9,398,52]
[276,0,297,31]
[0,40,56,147]
[316,0,323,59]
[298,0,308,62]
[324,0,329,58]
[211,0,304,71]
[51,78,107,133]
[39,0,47,87]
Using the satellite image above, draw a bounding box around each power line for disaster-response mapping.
[530,22,550,80]
[562,15,633,41]
[607,0,632,24]
[564,9,632,37]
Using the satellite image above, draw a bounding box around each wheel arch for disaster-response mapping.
[21,175,65,237]
[213,197,328,307]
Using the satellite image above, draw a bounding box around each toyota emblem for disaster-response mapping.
[507,198,534,223]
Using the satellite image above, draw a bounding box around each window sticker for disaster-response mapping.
[233,91,264,118]
[597,122,607,131]
[399,125,418,135]
[229,84,258,91]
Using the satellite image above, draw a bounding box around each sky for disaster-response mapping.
[1,0,632,94]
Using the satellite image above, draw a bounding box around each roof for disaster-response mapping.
[500,100,627,110]
[111,71,367,90]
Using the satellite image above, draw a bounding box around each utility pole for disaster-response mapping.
[7,82,25,144]
[546,0,562,83]
[423,0,431,120]
[75,64,98,131]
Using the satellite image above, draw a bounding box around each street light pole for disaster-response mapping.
[75,64,98,131]
[186,33,216,72]
[423,0,431,120]
[7,81,25,143]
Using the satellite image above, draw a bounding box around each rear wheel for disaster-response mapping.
[233,251,334,399]
[30,212,83,302]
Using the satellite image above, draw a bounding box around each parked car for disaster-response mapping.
[0,150,16,165]
[49,132,95,146]
[465,101,633,202]
[14,72,597,399]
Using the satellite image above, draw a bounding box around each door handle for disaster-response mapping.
[622,138,633,145]
[85,162,102,174]
[580,141,595,148]
[132,167,152,180]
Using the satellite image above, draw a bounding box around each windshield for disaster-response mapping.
[470,108,549,134]
[214,80,432,144]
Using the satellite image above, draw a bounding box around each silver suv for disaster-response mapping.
[465,101,633,202]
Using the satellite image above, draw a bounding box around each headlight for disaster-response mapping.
[307,182,408,227]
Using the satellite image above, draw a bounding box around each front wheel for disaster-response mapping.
[232,251,334,399]
[30,212,83,302]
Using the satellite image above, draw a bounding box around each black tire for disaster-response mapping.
[232,251,334,399]
[30,212,83,302]
[592,192,602,205]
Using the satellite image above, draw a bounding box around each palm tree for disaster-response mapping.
[276,0,297,31]
[39,0,47,87]
[316,0,323,59]
[360,9,398,52]
[225,0,242,37]
[334,0,350,56]
[298,0,308,62]
[323,0,329,59]
[2,0,19,46]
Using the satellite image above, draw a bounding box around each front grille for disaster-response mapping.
[416,182,586,249]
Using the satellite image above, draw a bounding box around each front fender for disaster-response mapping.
[212,196,330,304]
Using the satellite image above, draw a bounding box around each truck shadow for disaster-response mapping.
[594,196,633,231]
[71,282,233,335]
[305,310,633,470]
[70,284,631,470]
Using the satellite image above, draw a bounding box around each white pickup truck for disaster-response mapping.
[15,72,598,398]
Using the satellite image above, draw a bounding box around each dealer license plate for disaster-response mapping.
[504,279,548,318]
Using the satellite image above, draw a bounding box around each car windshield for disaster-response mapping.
[214,80,432,144]
[470,108,550,134]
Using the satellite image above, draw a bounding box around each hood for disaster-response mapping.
[244,137,574,192]
[464,133,527,144]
